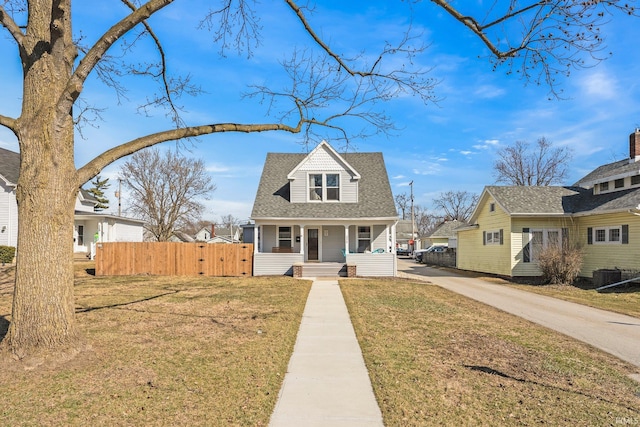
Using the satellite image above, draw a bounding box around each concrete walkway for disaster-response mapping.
[269,279,384,427]
[398,259,640,369]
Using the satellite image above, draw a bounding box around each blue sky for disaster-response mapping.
[1,1,640,224]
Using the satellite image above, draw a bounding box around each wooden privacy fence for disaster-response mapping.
[95,242,253,277]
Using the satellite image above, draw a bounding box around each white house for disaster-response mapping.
[1,147,145,259]
[250,140,399,276]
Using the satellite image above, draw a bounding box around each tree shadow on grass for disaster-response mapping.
[0,316,9,341]
[75,290,180,313]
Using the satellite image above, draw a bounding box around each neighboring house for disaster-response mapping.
[457,130,640,278]
[0,147,144,259]
[250,140,398,276]
[194,226,212,241]
[395,219,417,253]
[425,219,462,248]
[207,225,241,244]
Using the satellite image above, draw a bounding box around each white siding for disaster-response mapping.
[289,169,358,203]
[321,225,344,262]
[114,221,144,242]
[346,253,395,276]
[0,182,18,247]
[254,253,304,275]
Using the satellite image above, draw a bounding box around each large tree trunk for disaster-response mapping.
[1,0,82,361]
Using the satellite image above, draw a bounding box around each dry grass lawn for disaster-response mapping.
[0,263,311,426]
[342,278,640,426]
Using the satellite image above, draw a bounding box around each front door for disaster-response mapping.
[307,229,319,261]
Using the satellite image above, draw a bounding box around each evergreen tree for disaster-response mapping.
[87,175,110,212]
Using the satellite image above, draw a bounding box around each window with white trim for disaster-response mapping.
[600,181,609,192]
[489,203,495,212]
[632,175,640,186]
[485,230,501,245]
[524,228,561,262]
[278,226,292,248]
[593,226,622,244]
[615,178,625,189]
[308,173,340,202]
[357,226,371,253]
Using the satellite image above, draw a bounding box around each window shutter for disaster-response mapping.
[499,229,504,245]
[587,227,593,245]
[622,224,629,244]
[482,231,486,245]
[522,228,530,263]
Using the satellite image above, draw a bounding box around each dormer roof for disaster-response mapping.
[286,141,361,181]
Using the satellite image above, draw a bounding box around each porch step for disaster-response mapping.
[300,262,347,277]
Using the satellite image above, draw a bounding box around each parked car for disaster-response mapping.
[414,245,447,263]
[396,246,411,256]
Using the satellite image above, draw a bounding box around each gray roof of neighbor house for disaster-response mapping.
[429,220,463,238]
[485,185,640,216]
[0,147,20,184]
[251,151,397,219]
[574,158,640,187]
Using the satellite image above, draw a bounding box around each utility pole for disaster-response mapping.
[114,179,122,216]
[410,180,415,254]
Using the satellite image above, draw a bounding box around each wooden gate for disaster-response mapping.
[95,242,253,277]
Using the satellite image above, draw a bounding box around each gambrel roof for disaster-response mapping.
[251,147,397,220]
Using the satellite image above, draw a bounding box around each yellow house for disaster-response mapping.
[457,130,640,278]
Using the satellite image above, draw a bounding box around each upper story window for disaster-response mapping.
[600,181,609,191]
[615,178,625,189]
[308,173,340,202]
[489,203,495,212]
[632,175,640,186]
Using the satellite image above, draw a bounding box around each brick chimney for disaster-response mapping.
[211,224,216,237]
[630,129,640,161]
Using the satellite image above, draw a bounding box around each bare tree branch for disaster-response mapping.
[493,137,572,186]
[433,190,479,222]
[430,0,638,96]
[76,120,305,185]
[0,5,25,49]
[0,113,18,134]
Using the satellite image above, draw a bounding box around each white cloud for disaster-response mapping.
[579,70,617,100]
[474,85,506,99]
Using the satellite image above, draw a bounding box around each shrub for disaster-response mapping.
[0,245,16,264]
[537,243,583,285]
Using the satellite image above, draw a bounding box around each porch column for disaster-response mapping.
[299,225,305,255]
[391,222,397,254]
[255,225,262,253]
[344,225,350,254]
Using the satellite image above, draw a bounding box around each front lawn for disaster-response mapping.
[342,278,640,426]
[0,265,311,426]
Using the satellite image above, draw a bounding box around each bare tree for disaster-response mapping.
[120,148,215,242]
[395,193,410,220]
[494,138,573,186]
[0,1,635,360]
[413,205,442,237]
[433,191,479,222]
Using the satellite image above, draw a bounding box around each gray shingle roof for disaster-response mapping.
[429,220,464,238]
[0,147,20,184]
[574,158,640,187]
[251,151,397,219]
[486,185,640,216]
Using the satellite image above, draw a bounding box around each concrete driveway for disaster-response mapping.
[397,258,640,370]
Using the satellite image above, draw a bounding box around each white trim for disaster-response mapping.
[287,140,361,181]
[592,226,622,245]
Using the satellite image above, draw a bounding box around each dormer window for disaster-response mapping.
[600,182,609,191]
[632,175,640,186]
[308,173,340,202]
[615,178,624,189]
